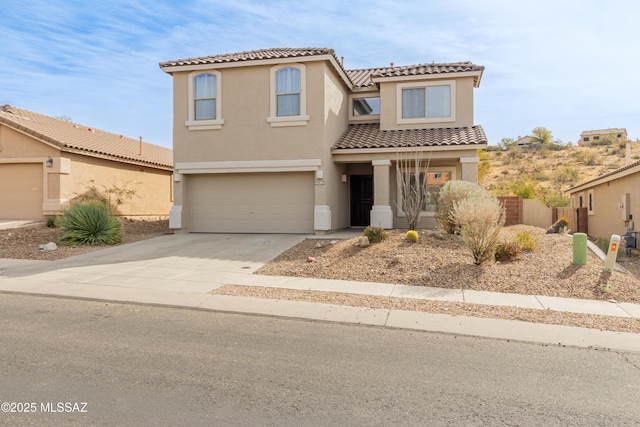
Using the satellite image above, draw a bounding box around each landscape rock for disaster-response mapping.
[358,236,370,248]
[38,242,57,251]
[307,256,316,263]
[391,255,404,264]
[315,242,324,248]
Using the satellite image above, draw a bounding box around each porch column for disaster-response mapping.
[460,157,480,183]
[371,160,393,229]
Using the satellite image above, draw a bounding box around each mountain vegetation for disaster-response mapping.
[480,129,639,207]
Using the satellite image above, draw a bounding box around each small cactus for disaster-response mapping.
[406,230,419,243]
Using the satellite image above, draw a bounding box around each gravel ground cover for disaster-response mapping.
[256,226,640,304]
[0,219,170,261]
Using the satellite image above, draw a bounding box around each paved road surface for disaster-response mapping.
[1,293,639,426]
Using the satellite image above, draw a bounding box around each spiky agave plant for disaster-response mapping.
[59,202,122,245]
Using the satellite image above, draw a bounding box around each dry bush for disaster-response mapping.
[452,193,506,265]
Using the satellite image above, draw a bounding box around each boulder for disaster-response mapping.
[39,242,57,251]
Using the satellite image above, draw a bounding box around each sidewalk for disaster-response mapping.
[1,233,640,353]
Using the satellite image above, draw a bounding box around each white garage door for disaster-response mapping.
[189,172,314,233]
[0,163,43,219]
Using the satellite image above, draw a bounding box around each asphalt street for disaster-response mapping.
[1,293,640,426]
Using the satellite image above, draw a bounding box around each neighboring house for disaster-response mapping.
[515,136,534,147]
[567,159,640,239]
[0,105,174,220]
[159,47,486,234]
[579,128,627,146]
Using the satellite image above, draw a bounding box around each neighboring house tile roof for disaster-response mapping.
[333,123,487,150]
[160,48,484,89]
[0,105,173,170]
[568,157,640,193]
[159,47,338,68]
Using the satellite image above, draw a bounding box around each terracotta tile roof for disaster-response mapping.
[347,61,484,88]
[333,123,487,150]
[160,47,338,68]
[568,157,640,192]
[161,48,483,89]
[0,105,173,170]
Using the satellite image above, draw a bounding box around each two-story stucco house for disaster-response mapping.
[160,48,486,234]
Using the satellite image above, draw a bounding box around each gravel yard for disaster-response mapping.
[0,219,170,260]
[256,226,640,304]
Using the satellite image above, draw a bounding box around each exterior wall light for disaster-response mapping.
[45,157,53,168]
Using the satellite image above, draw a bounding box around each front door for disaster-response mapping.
[350,175,373,226]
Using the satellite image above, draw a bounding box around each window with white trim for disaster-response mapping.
[396,168,454,216]
[186,70,224,130]
[396,81,455,124]
[268,64,309,127]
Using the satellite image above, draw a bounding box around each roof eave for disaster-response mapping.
[371,70,484,87]
[332,143,487,155]
[160,53,353,90]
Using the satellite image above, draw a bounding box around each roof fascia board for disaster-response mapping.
[568,165,640,193]
[162,54,353,89]
[175,159,322,174]
[371,70,483,87]
[332,144,487,155]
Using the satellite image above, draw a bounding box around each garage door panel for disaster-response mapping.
[189,172,314,233]
[0,164,43,219]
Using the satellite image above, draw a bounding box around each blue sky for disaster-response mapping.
[2,0,639,148]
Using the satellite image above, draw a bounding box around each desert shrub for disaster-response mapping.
[363,226,388,243]
[437,180,485,233]
[406,230,419,243]
[45,215,59,228]
[59,202,123,246]
[494,241,521,262]
[574,150,600,166]
[452,192,506,265]
[543,192,571,208]
[514,231,539,252]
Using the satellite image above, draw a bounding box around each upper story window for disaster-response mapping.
[396,80,456,125]
[268,63,309,127]
[349,95,380,122]
[353,97,380,116]
[186,70,224,130]
[194,73,216,120]
[276,68,301,116]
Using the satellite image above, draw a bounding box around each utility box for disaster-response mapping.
[604,234,621,273]
[573,233,588,265]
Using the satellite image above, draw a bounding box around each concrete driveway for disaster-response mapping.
[0,233,308,285]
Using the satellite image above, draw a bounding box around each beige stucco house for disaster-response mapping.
[160,48,486,234]
[579,128,627,146]
[567,158,640,239]
[0,105,173,220]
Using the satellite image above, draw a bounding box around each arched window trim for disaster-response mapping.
[267,63,309,127]
[186,70,224,131]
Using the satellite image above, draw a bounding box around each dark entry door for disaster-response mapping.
[350,175,373,226]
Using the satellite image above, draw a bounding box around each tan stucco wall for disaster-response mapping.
[172,61,333,163]
[378,76,475,131]
[571,173,640,239]
[0,125,59,158]
[63,153,173,217]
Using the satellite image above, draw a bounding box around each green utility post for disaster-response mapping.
[573,233,588,265]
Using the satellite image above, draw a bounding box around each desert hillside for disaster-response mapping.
[479,141,640,206]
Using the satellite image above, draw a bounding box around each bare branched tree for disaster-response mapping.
[395,147,431,231]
